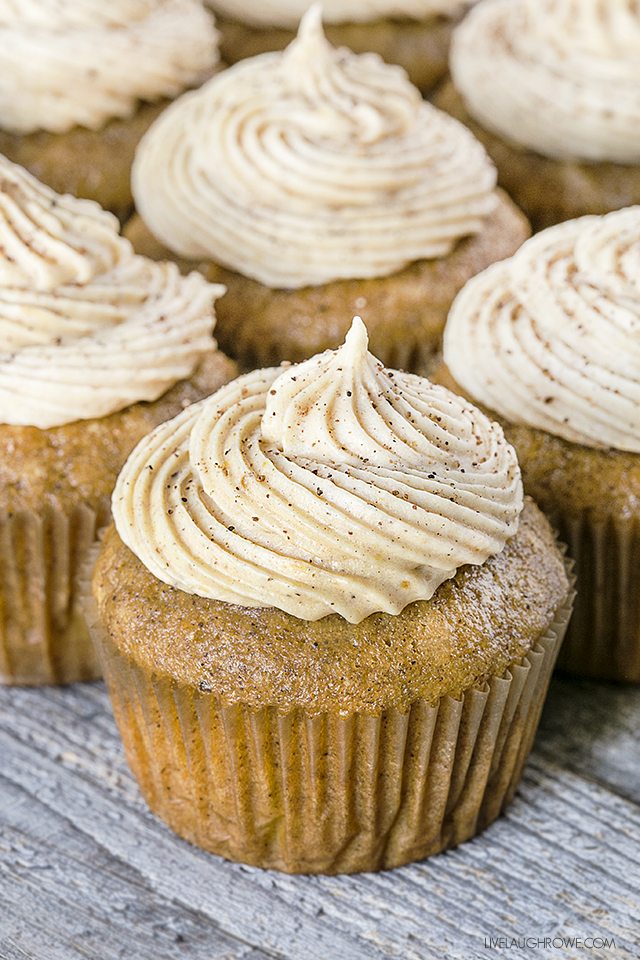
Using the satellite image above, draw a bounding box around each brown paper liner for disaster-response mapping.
[0,498,110,685]
[555,512,640,683]
[86,577,573,874]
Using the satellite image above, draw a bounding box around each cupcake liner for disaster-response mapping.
[555,511,640,682]
[0,498,110,685]
[87,573,573,874]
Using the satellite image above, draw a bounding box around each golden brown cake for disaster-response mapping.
[436,0,640,231]
[0,158,236,686]
[130,9,529,371]
[0,1,220,218]
[88,319,572,873]
[442,209,640,682]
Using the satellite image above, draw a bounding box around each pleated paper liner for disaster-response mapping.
[552,512,640,683]
[86,573,573,875]
[0,498,110,685]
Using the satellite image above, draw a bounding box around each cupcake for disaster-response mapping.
[206,0,474,91]
[0,0,220,219]
[442,208,640,682]
[435,0,640,231]
[89,318,572,874]
[0,156,237,686]
[127,7,529,372]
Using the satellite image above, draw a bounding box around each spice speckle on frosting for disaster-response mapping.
[451,0,640,164]
[113,317,522,623]
[445,208,640,453]
[0,0,219,135]
[133,4,496,288]
[0,156,225,429]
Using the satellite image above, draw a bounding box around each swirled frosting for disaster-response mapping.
[444,208,640,453]
[0,0,219,135]
[113,317,522,623]
[0,156,225,429]
[133,5,497,289]
[207,0,471,28]
[451,0,640,163]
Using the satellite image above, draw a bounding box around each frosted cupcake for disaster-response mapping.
[89,318,572,874]
[443,208,640,682]
[128,7,529,371]
[435,0,640,230]
[207,0,474,90]
[0,0,220,219]
[0,157,236,686]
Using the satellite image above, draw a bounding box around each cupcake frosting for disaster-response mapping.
[0,0,219,135]
[113,317,522,623]
[207,0,470,28]
[133,5,497,289]
[0,156,225,429]
[444,208,640,453]
[451,0,640,163]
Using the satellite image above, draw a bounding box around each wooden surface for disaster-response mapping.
[0,677,638,960]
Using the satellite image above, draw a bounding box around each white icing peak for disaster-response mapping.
[133,6,497,289]
[451,0,640,163]
[0,156,225,428]
[0,0,219,135]
[113,318,523,623]
[206,0,471,28]
[444,208,640,453]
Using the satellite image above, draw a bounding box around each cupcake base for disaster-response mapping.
[87,498,572,874]
[433,82,640,231]
[124,190,529,371]
[554,516,639,683]
[216,14,454,91]
[88,591,570,873]
[0,100,171,221]
[0,501,108,685]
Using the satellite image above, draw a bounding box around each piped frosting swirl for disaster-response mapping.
[451,0,640,163]
[0,0,219,135]
[207,0,471,28]
[133,5,497,289]
[0,156,225,429]
[113,317,522,623]
[444,208,640,453]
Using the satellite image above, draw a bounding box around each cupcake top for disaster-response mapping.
[444,208,640,454]
[0,0,219,135]
[206,0,471,28]
[451,0,640,163]
[0,156,225,429]
[113,317,523,624]
[133,5,497,289]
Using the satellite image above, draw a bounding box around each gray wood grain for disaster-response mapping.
[0,679,638,960]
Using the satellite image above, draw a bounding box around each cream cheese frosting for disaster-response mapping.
[206,0,471,28]
[133,5,497,289]
[0,0,219,135]
[444,208,640,453]
[0,156,225,429]
[113,317,522,623]
[451,0,640,163]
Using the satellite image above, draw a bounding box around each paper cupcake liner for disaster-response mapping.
[554,511,640,682]
[87,577,573,874]
[0,498,110,685]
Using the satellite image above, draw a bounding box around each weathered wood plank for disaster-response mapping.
[537,678,640,804]
[0,774,268,960]
[0,679,639,960]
